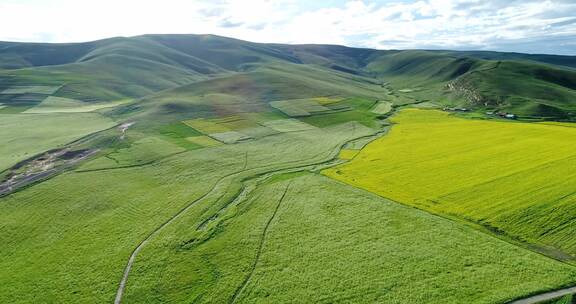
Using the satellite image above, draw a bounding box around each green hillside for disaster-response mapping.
[1,34,575,118]
[1,34,576,303]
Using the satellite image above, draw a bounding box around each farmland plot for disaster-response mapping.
[24,97,129,113]
[209,131,252,144]
[125,174,576,303]
[0,121,374,303]
[324,109,576,257]
[186,135,223,147]
[262,119,316,132]
[270,97,343,117]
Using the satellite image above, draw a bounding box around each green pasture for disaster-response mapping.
[0,112,114,171]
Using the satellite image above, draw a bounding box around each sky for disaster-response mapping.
[0,0,575,55]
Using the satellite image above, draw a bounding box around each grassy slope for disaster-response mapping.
[1,34,576,303]
[452,61,576,117]
[2,35,575,119]
[0,112,114,171]
[113,61,386,131]
[324,109,576,257]
[366,51,576,119]
[0,121,372,303]
[127,173,576,303]
[440,50,576,69]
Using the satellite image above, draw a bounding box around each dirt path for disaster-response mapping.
[508,287,576,304]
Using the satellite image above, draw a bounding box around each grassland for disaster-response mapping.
[0,120,374,303]
[371,100,393,114]
[1,33,576,303]
[123,173,576,303]
[299,97,381,128]
[23,97,130,113]
[324,109,576,258]
[0,112,114,171]
[1,85,61,95]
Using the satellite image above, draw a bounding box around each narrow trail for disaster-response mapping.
[229,183,291,304]
[507,287,576,304]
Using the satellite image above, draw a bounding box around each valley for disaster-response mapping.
[1,34,576,304]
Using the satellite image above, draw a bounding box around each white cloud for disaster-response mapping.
[0,0,574,54]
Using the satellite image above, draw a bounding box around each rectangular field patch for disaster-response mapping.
[312,96,342,105]
[262,119,316,133]
[186,136,223,147]
[212,115,261,130]
[238,126,279,138]
[270,98,334,117]
[183,118,230,134]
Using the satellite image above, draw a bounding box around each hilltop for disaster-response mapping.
[0,34,575,119]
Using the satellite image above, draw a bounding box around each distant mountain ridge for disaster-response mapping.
[1,34,575,119]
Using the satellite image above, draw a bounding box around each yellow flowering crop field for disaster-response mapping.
[324,109,576,256]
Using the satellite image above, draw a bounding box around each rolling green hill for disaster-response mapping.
[2,34,575,118]
[1,34,576,303]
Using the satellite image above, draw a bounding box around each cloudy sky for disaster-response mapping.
[0,0,575,55]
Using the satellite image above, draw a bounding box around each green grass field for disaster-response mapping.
[0,112,114,171]
[1,34,576,303]
[324,109,576,258]
[0,121,374,303]
[23,97,130,113]
[123,174,576,303]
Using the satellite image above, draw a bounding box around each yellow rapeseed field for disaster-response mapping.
[338,149,360,160]
[324,109,576,256]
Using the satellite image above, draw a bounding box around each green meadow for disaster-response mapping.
[1,34,576,303]
[0,112,114,171]
[124,174,576,304]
